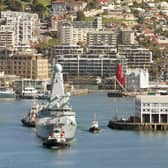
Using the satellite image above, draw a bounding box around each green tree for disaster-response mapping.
[137,16,144,24]
[76,11,86,21]
[37,38,61,53]
[5,0,23,11]
[31,2,48,18]
[86,0,99,9]
[150,46,161,60]
[0,0,5,11]
[22,0,32,2]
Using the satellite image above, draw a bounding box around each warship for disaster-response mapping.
[35,64,77,143]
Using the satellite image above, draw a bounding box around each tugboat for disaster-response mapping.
[89,113,100,133]
[35,64,77,146]
[43,128,70,148]
[21,103,45,127]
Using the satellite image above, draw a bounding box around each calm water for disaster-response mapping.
[0,92,168,168]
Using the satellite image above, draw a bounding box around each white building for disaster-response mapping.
[58,20,93,45]
[159,2,168,16]
[135,95,168,123]
[126,68,149,91]
[58,21,74,45]
[57,17,102,45]
[1,11,40,49]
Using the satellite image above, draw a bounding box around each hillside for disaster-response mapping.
[38,0,50,7]
[0,0,51,18]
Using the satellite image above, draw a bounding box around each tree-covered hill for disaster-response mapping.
[0,0,51,18]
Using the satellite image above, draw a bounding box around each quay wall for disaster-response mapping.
[108,120,168,131]
[71,88,89,96]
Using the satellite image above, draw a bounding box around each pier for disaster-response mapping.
[108,120,168,131]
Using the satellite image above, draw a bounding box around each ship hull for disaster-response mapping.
[0,93,16,99]
[36,115,77,140]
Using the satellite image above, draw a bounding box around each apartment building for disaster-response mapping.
[83,45,127,77]
[92,16,103,30]
[0,25,15,48]
[51,44,127,77]
[50,45,83,76]
[57,21,74,45]
[121,29,135,45]
[51,0,67,16]
[117,28,136,45]
[1,11,40,49]
[0,51,49,80]
[87,30,117,46]
[73,21,94,45]
[57,17,102,45]
[119,47,152,69]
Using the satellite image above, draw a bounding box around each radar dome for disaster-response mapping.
[54,64,62,72]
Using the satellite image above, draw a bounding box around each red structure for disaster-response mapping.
[116,64,126,87]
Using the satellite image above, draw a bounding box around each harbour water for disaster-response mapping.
[0,92,168,168]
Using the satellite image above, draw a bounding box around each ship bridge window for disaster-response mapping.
[143,103,150,106]
[54,130,60,133]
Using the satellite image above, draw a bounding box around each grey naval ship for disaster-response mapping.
[35,64,77,142]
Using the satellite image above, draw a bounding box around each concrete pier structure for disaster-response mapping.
[108,95,168,131]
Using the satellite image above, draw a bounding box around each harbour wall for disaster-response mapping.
[108,120,168,131]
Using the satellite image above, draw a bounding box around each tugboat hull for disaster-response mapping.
[89,127,100,133]
[43,139,70,148]
[21,118,35,127]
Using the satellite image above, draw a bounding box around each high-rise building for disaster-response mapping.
[1,11,40,49]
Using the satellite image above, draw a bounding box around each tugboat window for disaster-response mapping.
[54,130,60,133]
